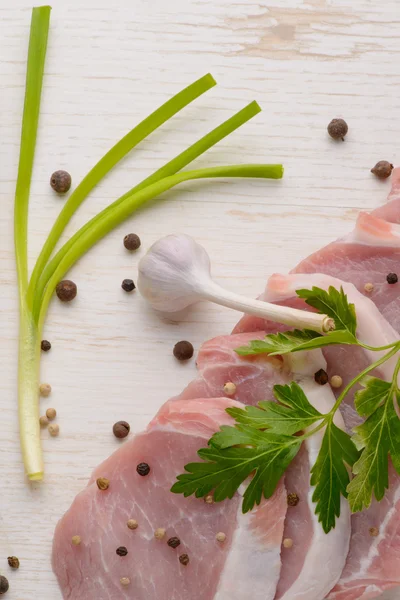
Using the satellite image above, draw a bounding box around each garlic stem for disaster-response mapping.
[203,281,334,333]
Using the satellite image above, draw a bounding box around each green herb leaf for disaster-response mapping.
[311,421,360,533]
[354,376,391,417]
[171,426,301,512]
[225,382,322,435]
[296,286,357,337]
[348,383,400,512]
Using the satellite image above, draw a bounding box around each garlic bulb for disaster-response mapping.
[138,234,334,333]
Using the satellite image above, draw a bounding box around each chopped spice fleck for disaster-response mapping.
[46,407,57,421]
[41,339,51,352]
[120,577,130,587]
[204,495,214,504]
[216,532,226,543]
[96,477,110,491]
[56,279,77,302]
[124,233,141,251]
[121,278,136,292]
[50,170,72,194]
[287,493,299,507]
[116,546,128,557]
[387,273,398,284]
[371,161,394,179]
[136,462,150,476]
[173,341,194,361]
[7,556,19,569]
[127,519,138,530]
[71,536,81,546]
[314,369,329,385]
[327,118,348,141]
[167,537,181,549]
[39,415,49,427]
[48,423,60,437]
[39,383,52,397]
[223,382,237,396]
[0,576,9,595]
[330,375,343,389]
[113,421,130,439]
[179,553,190,566]
[369,527,379,537]
[154,528,166,540]
[283,538,293,549]
[364,282,374,293]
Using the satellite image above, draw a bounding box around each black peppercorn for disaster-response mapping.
[287,493,299,507]
[121,279,136,292]
[314,369,329,385]
[371,161,394,179]
[7,556,19,569]
[179,553,190,566]
[116,546,128,557]
[327,118,348,141]
[167,537,181,549]
[173,341,194,361]
[113,421,130,439]
[41,339,51,352]
[56,280,77,302]
[123,233,141,251]
[50,170,72,194]
[387,273,398,284]
[0,576,9,595]
[136,462,150,476]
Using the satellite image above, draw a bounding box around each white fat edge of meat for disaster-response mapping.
[278,350,351,600]
[214,480,284,600]
[341,213,400,247]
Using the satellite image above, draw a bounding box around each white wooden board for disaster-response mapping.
[0,0,399,597]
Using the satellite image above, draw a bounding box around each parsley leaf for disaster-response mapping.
[311,421,360,533]
[348,377,400,512]
[296,285,357,337]
[171,426,301,513]
[225,382,322,435]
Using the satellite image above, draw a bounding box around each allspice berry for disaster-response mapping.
[39,415,49,427]
[123,233,141,251]
[0,576,9,594]
[56,280,77,302]
[41,339,51,352]
[50,170,72,194]
[46,408,57,421]
[173,341,194,361]
[369,527,379,537]
[39,383,52,397]
[136,462,150,476]
[116,546,128,557]
[7,556,20,569]
[113,421,130,439]
[287,493,299,507]
[48,423,60,437]
[327,118,348,141]
[387,273,398,284]
[96,477,110,491]
[179,553,190,566]
[371,161,394,179]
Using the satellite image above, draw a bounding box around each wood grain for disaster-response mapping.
[0,0,398,597]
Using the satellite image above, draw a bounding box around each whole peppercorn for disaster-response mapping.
[330,375,343,389]
[46,408,57,421]
[387,273,398,284]
[71,535,81,546]
[154,528,166,540]
[287,493,299,507]
[371,161,394,179]
[136,462,150,476]
[216,532,226,543]
[0,576,9,594]
[56,279,77,302]
[223,382,237,396]
[167,537,181,549]
[123,233,141,251]
[204,495,214,504]
[50,170,72,194]
[283,538,293,549]
[116,546,128,557]
[48,423,60,437]
[41,339,51,352]
[327,118,348,141]
[179,553,190,566]
[96,477,110,491]
[364,282,374,293]
[173,341,194,361]
[7,556,20,569]
[120,577,130,587]
[121,278,136,292]
[127,519,138,530]
[369,527,379,537]
[314,368,329,385]
[113,421,130,439]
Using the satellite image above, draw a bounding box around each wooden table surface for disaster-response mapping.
[1,0,399,598]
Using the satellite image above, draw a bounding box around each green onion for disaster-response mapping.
[14,6,283,480]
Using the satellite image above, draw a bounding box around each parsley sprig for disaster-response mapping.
[172,286,400,532]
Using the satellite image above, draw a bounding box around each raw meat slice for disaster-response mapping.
[52,397,287,600]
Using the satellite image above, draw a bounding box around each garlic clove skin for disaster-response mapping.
[137,234,213,313]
